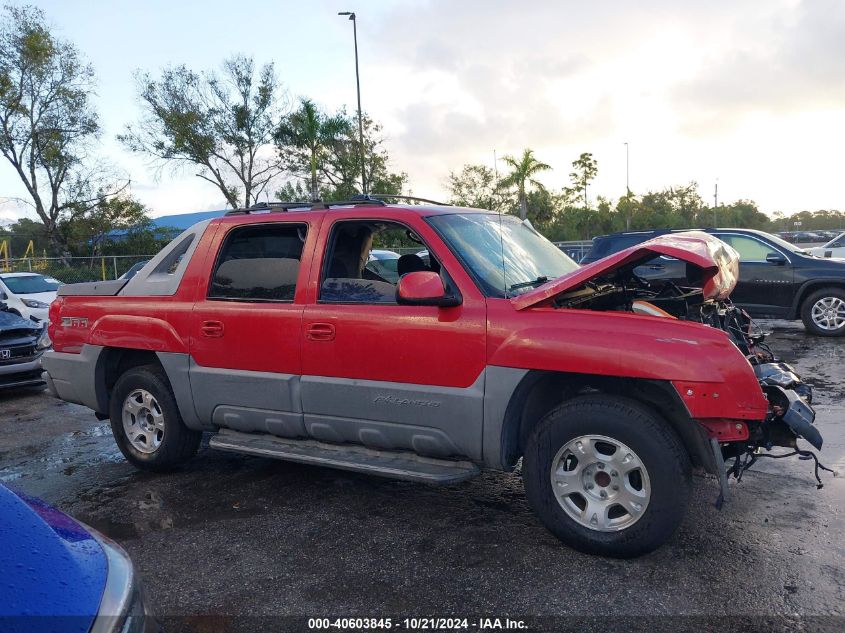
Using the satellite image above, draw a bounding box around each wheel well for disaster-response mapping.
[500,370,713,473]
[95,348,163,414]
[793,282,845,318]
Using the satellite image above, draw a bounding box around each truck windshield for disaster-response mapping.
[427,213,578,298]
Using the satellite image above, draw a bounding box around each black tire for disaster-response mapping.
[109,365,201,471]
[522,394,691,558]
[800,287,845,337]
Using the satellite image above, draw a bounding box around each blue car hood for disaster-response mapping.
[0,310,40,335]
[0,485,106,632]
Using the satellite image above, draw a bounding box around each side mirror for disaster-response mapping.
[396,271,461,307]
[766,253,786,265]
[0,291,6,300]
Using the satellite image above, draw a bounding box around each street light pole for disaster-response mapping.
[339,11,366,195]
[624,142,629,197]
[713,180,719,227]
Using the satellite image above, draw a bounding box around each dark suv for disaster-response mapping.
[583,228,845,336]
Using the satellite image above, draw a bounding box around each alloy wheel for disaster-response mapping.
[811,296,845,331]
[122,389,165,454]
[550,434,651,532]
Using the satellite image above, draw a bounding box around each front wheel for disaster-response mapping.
[522,395,691,558]
[109,365,201,471]
[801,287,845,336]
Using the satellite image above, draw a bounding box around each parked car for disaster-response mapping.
[0,483,152,632]
[584,228,845,336]
[0,300,51,389]
[43,201,824,557]
[792,231,821,243]
[118,260,151,281]
[364,249,400,284]
[0,272,61,322]
[808,232,845,259]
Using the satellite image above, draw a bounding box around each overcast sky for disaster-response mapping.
[1,0,843,221]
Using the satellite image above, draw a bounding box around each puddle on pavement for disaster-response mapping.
[0,421,124,483]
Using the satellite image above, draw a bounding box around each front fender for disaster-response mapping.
[487,301,768,420]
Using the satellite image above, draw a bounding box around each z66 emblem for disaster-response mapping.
[61,317,88,328]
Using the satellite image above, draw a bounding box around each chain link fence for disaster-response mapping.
[0,240,594,287]
[553,240,594,262]
[0,255,153,284]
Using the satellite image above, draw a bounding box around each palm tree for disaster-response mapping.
[275,98,350,201]
[499,149,552,220]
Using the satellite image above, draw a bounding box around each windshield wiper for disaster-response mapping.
[509,276,549,291]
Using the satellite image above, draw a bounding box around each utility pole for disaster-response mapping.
[624,142,630,197]
[713,180,719,227]
[624,142,631,230]
[338,11,366,195]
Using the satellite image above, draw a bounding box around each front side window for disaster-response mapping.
[427,213,578,298]
[718,235,778,262]
[320,220,440,304]
[209,223,306,301]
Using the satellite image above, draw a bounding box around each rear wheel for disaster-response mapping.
[109,365,201,471]
[801,287,845,336]
[522,394,691,558]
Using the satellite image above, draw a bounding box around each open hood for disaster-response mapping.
[512,231,740,310]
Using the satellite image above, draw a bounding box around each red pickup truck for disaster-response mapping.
[43,198,825,557]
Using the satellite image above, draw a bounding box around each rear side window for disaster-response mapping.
[209,223,307,302]
[593,233,654,258]
[718,234,777,262]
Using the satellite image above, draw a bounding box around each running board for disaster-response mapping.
[208,429,481,485]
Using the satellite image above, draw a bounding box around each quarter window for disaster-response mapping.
[209,224,307,301]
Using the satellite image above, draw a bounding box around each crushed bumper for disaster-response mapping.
[0,355,45,389]
[754,361,823,451]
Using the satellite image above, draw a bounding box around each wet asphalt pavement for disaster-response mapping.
[1,320,844,633]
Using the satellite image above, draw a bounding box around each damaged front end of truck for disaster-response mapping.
[512,231,833,498]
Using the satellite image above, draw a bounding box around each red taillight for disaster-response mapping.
[47,297,63,345]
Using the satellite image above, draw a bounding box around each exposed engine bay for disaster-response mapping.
[551,259,834,492]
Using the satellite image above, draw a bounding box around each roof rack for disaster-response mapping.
[225,197,386,216]
[224,193,449,216]
[365,193,450,206]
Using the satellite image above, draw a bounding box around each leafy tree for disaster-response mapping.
[446,163,511,211]
[274,179,311,203]
[279,111,406,201]
[499,149,551,220]
[121,55,285,209]
[275,98,350,201]
[0,4,121,257]
[64,195,150,256]
[568,152,598,208]
[524,188,560,229]
[0,217,48,256]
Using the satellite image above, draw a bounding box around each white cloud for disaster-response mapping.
[0,0,841,220]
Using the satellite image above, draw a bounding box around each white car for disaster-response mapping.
[808,232,845,259]
[0,272,61,322]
